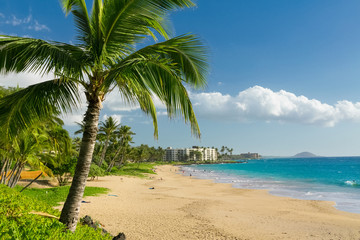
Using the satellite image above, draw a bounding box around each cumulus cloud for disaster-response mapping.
[3,71,360,128]
[191,86,360,127]
[69,86,360,127]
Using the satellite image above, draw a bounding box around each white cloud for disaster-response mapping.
[102,114,122,124]
[3,14,49,32]
[191,86,360,127]
[5,15,22,26]
[28,20,50,32]
[61,113,84,126]
[0,72,55,87]
[104,90,140,111]
[157,111,168,116]
[3,71,360,128]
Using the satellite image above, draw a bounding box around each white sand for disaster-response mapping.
[76,165,360,240]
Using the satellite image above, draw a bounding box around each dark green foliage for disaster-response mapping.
[0,185,111,239]
[47,156,77,186]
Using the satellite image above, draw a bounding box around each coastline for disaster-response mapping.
[78,165,360,240]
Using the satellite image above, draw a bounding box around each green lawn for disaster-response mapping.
[110,162,157,178]
[15,185,109,207]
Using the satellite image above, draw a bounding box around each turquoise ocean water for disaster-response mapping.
[181,157,360,214]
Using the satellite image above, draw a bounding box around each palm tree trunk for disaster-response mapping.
[9,163,24,188]
[4,158,12,184]
[7,160,19,187]
[1,158,11,185]
[0,158,9,184]
[98,136,110,167]
[59,98,101,232]
[118,149,126,168]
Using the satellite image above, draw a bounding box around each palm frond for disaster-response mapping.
[0,36,87,78]
[61,0,92,46]
[89,0,104,60]
[100,0,196,60]
[113,75,159,138]
[102,34,208,137]
[108,34,208,89]
[110,59,200,137]
[0,79,80,138]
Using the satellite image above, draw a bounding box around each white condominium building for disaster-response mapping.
[163,146,218,162]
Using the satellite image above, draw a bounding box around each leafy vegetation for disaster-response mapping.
[0,87,75,188]
[0,184,111,239]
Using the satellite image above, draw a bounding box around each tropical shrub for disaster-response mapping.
[0,185,111,239]
[88,164,105,181]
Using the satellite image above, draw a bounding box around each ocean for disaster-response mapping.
[180,157,360,214]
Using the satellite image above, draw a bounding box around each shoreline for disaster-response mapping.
[79,165,360,240]
[181,160,360,214]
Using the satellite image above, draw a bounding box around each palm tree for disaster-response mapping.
[97,116,120,167]
[220,146,225,157]
[74,121,86,136]
[106,125,134,171]
[0,0,207,231]
[229,148,233,159]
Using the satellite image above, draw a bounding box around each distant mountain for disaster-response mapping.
[292,152,317,158]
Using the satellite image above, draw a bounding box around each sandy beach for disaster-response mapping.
[77,165,360,240]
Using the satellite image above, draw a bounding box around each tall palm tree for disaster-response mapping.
[0,0,208,231]
[107,125,134,171]
[97,116,120,167]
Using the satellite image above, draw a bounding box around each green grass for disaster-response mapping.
[0,184,112,239]
[15,186,109,207]
[110,162,157,178]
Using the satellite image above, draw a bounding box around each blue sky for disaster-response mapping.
[2,0,360,156]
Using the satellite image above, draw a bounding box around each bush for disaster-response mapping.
[0,185,111,239]
[88,164,105,180]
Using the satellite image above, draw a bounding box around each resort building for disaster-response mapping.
[163,146,218,162]
[239,152,261,159]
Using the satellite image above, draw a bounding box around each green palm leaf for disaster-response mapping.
[0,36,87,78]
[0,79,80,138]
